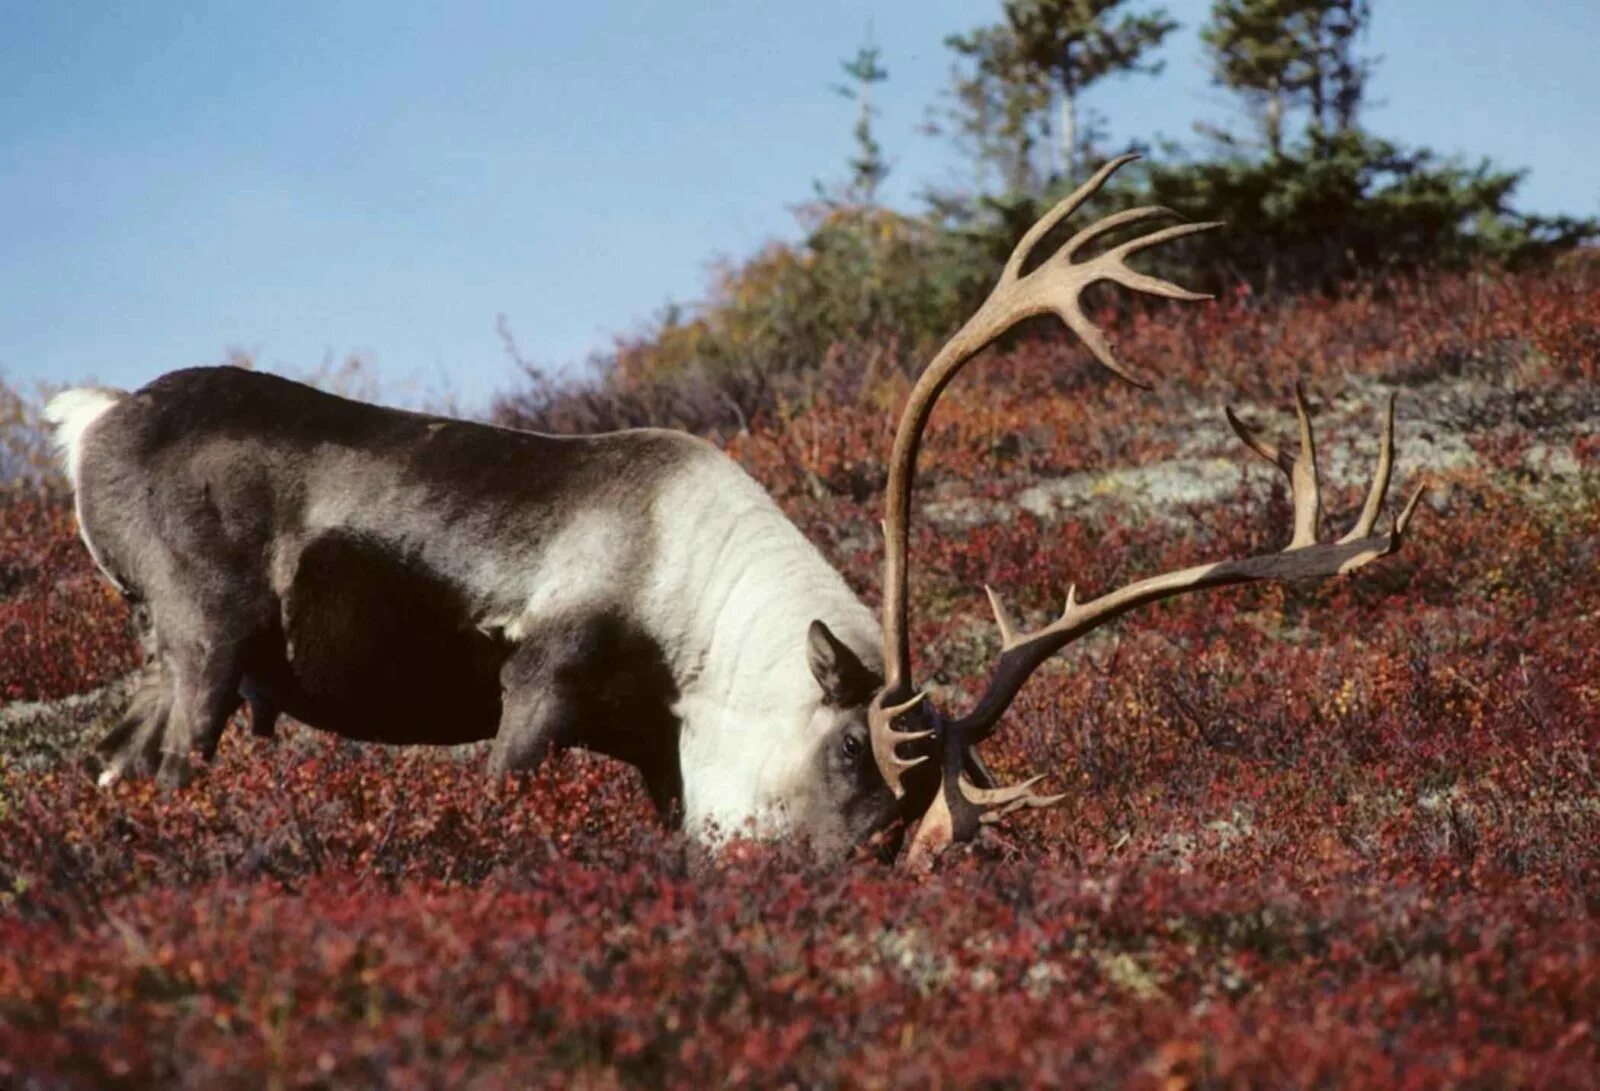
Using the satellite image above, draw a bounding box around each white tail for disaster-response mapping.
[45,387,124,488]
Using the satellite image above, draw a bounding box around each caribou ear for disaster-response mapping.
[807,620,877,707]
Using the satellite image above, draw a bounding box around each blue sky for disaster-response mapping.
[3,1,1596,408]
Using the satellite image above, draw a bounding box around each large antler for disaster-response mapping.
[903,388,1425,865]
[866,155,1425,867]
[870,153,1220,796]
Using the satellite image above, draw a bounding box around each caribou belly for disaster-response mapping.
[257,529,507,745]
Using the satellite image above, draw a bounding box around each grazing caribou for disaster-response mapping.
[48,155,1422,862]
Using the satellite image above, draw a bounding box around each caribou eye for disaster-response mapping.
[841,733,864,760]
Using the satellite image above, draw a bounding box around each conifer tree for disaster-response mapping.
[1202,0,1371,153]
[937,1,1175,191]
[934,25,1052,196]
[1004,0,1176,180]
[832,33,891,204]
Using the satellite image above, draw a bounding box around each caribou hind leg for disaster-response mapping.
[154,637,246,787]
[94,661,173,783]
[94,605,172,783]
[96,600,251,787]
[97,644,246,787]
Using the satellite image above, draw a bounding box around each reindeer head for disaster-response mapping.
[855,154,1425,867]
[770,619,899,859]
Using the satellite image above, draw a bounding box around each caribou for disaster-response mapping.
[48,155,1422,862]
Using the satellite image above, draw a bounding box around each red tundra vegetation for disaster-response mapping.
[2,264,1597,1087]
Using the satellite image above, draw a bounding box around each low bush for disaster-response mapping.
[2,262,1596,1085]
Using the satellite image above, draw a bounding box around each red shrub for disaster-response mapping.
[2,264,1596,1086]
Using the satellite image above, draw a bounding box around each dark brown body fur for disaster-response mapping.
[77,368,693,810]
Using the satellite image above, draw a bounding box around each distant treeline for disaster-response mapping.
[490,2,1595,433]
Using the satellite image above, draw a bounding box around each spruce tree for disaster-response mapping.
[832,34,891,204]
[937,1,1175,192]
[1003,0,1176,180]
[1202,0,1371,153]
[934,25,1052,196]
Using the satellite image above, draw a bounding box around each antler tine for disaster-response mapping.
[1105,266,1215,304]
[1227,384,1321,549]
[1105,219,1226,265]
[1289,383,1321,548]
[1002,153,1142,283]
[984,585,1021,648]
[1101,222,1224,302]
[1047,214,1222,388]
[1340,393,1396,542]
[1060,297,1153,389]
[962,774,1067,820]
[1224,406,1291,471]
[904,769,1068,869]
[1394,480,1427,536]
[1059,205,1181,260]
[869,691,933,800]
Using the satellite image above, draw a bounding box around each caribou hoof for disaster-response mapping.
[156,752,196,789]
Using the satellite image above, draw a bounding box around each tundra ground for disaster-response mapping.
[2,267,1597,1087]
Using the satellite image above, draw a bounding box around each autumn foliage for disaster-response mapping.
[2,262,1597,1086]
